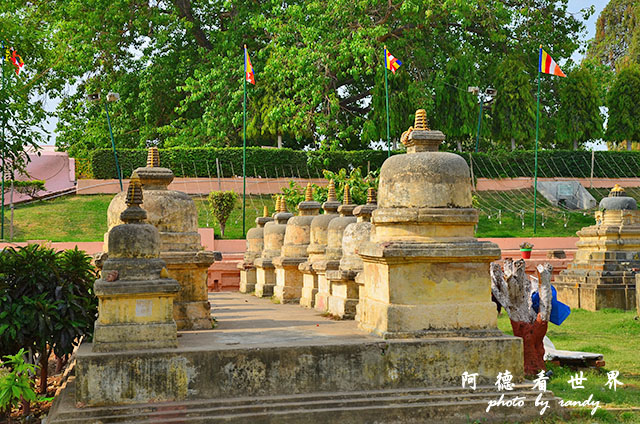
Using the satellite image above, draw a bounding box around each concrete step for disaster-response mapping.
[48,380,562,424]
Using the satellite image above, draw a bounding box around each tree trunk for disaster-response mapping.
[627,139,632,151]
[38,350,49,394]
[573,140,578,150]
[220,223,226,237]
[277,133,283,149]
[457,140,462,152]
[511,137,516,151]
[490,260,553,375]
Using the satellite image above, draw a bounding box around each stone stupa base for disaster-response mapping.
[554,281,636,311]
[273,260,305,303]
[299,263,318,308]
[326,270,358,319]
[254,260,276,298]
[238,264,257,294]
[48,292,564,424]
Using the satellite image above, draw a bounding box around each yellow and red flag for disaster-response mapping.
[244,45,255,85]
[538,46,565,77]
[384,46,402,74]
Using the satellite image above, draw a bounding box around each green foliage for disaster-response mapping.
[606,64,640,149]
[207,191,239,236]
[0,245,98,392]
[9,180,45,198]
[0,0,588,155]
[89,147,397,179]
[0,349,38,416]
[491,54,536,150]
[556,66,605,150]
[279,167,378,211]
[587,0,640,71]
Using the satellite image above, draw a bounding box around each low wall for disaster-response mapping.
[476,177,640,191]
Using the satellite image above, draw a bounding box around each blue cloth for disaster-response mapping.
[531,284,571,326]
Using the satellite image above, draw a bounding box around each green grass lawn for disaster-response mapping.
[498,309,640,423]
[0,190,598,242]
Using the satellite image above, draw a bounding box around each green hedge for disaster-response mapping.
[89,148,640,179]
[90,147,397,179]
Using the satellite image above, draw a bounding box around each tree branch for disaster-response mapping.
[172,0,214,50]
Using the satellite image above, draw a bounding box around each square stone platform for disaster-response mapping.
[47,292,562,423]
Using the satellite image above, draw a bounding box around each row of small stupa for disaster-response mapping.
[239,180,376,319]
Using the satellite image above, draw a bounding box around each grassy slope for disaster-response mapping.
[498,310,640,423]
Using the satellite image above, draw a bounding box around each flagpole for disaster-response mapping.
[1,41,5,240]
[384,46,391,158]
[533,52,542,235]
[242,45,247,238]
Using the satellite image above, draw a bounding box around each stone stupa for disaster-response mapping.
[254,197,292,297]
[357,109,507,337]
[273,184,321,303]
[555,184,639,310]
[104,147,219,330]
[327,187,377,319]
[299,180,341,308]
[93,174,180,352]
[238,206,273,293]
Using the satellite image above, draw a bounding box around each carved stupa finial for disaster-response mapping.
[327,180,337,202]
[147,147,160,168]
[263,205,269,217]
[120,173,147,223]
[305,183,313,201]
[610,184,625,197]
[278,196,287,213]
[367,187,377,205]
[343,184,351,205]
[414,109,429,130]
[126,174,143,208]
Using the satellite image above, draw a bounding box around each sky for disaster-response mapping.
[40,0,611,148]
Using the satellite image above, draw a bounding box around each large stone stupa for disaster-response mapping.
[358,110,508,337]
[104,148,219,330]
[93,174,180,352]
[555,184,639,310]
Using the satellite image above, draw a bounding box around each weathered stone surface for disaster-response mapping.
[93,176,180,352]
[300,186,341,308]
[274,189,321,303]
[556,185,640,311]
[255,205,293,298]
[104,149,217,329]
[357,124,501,338]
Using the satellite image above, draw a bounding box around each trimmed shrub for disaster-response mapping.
[207,191,239,236]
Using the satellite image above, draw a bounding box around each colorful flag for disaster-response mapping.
[385,47,402,74]
[538,46,565,77]
[244,45,255,85]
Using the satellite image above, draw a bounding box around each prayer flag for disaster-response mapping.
[385,47,402,74]
[538,46,565,77]
[244,45,255,85]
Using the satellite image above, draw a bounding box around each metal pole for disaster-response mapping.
[474,96,483,153]
[242,47,247,238]
[104,102,123,191]
[384,46,391,158]
[533,69,542,234]
[1,41,5,240]
[590,150,595,189]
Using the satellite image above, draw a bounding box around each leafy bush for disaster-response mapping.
[0,349,39,418]
[0,245,98,394]
[207,191,239,236]
[89,147,399,179]
[8,180,45,198]
[279,168,379,211]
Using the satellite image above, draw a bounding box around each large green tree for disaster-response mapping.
[1,0,590,156]
[587,0,640,71]
[606,64,640,150]
[555,66,604,150]
[491,55,536,151]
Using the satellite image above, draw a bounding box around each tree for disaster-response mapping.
[491,55,536,151]
[606,64,640,150]
[587,0,640,71]
[207,191,238,237]
[556,66,604,150]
